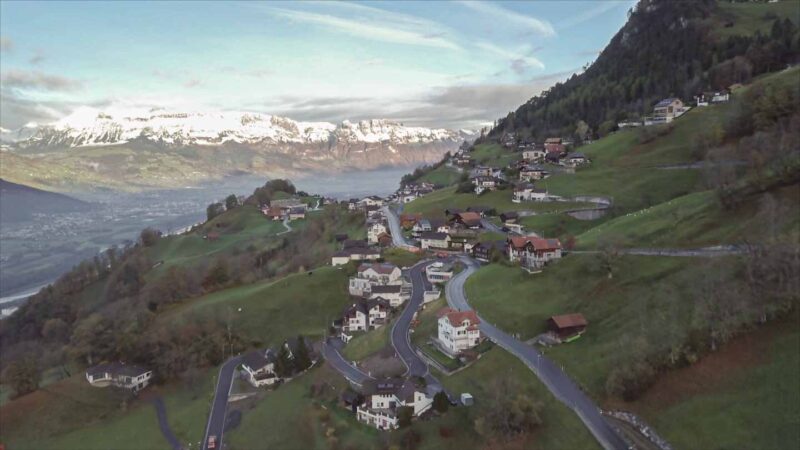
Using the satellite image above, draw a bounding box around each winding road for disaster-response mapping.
[322,338,373,386]
[446,256,630,450]
[202,355,242,450]
[382,205,417,249]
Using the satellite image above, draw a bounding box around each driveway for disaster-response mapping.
[446,256,631,450]
[202,355,242,450]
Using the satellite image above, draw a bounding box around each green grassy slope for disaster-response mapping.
[713,0,800,39]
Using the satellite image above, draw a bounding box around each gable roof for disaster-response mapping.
[454,211,481,224]
[242,350,274,370]
[358,262,399,275]
[549,313,588,329]
[508,236,562,251]
[655,97,681,107]
[86,362,150,378]
[437,307,481,329]
[370,285,402,294]
[419,231,449,241]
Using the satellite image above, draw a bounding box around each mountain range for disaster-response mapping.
[1,108,474,192]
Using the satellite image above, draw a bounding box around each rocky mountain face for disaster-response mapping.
[2,108,474,191]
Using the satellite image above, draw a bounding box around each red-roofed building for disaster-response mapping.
[507,236,562,270]
[544,137,565,155]
[437,308,482,355]
[547,313,588,341]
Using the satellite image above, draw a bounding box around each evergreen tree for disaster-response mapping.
[275,345,293,377]
[292,336,312,372]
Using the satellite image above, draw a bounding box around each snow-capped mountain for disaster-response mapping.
[4,107,474,191]
[10,107,472,149]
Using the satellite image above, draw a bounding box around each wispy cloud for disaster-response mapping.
[29,52,45,65]
[476,41,545,73]
[458,1,555,37]
[559,1,624,29]
[264,6,461,51]
[1,70,82,91]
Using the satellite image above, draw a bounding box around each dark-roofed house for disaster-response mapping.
[419,231,451,251]
[472,240,505,262]
[507,236,562,270]
[340,298,391,334]
[519,165,549,181]
[466,205,493,216]
[356,378,434,430]
[332,246,381,266]
[547,313,588,341]
[499,211,519,223]
[450,212,482,229]
[241,349,278,387]
[85,363,153,392]
[650,98,686,123]
[563,153,588,167]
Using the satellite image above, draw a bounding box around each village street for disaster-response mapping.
[445,255,630,450]
[203,355,242,450]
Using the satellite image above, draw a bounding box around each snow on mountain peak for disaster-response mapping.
[14,108,469,149]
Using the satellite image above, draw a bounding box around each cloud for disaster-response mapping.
[264,6,461,51]
[558,1,625,29]
[0,91,77,129]
[458,1,555,37]
[0,36,12,52]
[476,41,545,72]
[184,79,202,88]
[29,52,45,65]
[1,70,82,91]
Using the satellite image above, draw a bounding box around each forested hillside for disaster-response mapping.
[489,0,799,142]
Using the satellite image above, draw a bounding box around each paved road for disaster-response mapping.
[569,245,745,257]
[446,256,630,450]
[202,355,242,450]
[152,397,183,450]
[277,216,293,235]
[322,338,373,386]
[382,205,416,249]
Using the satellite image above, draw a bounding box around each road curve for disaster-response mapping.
[382,205,416,250]
[446,256,630,450]
[202,355,242,450]
[322,338,373,386]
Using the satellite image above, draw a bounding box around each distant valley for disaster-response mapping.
[1,108,473,192]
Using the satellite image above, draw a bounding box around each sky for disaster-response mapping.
[0,1,634,130]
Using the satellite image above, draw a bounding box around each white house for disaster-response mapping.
[85,363,153,392]
[340,298,391,334]
[437,308,482,356]
[331,248,381,266]
[647,98,688,124]
[368,222,388,244]
[348,276,373,297]
[507,236,562,269]
[472,176,498,194]
[359,196,384,207]
[412,219,432,236]
[425,262,454,284]
[519,165,549,181]
[513,184,549,202]
[369,285,407,307]
[419,232,451,250]
[522,149,546,162]
[358,263,402,285]
[356,378,434,430]
[241,349,278,387]
[563,153,589,167]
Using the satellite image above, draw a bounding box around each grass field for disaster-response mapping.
[0,369,215,450]
[404,185,594,220]
[159,265,352,346]
[381,247,424,267]
[714,0,800,39]
[575,186,800,249]
[342,324,391,361]
[470,143,519,167]
[416,164,465,187]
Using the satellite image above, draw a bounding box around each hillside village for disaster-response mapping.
[1,1,798,450]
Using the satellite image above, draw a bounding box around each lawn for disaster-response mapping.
[159,265,352,347]
[519,212,605,242]
[626,317,800,450]
[575,186,800,249]
[404,185,594,220]
[0,369,215,450]
[713,0,800,39]
[342,324,391,361]
[417,164,464,187]
[411,296,447,347]
[470,142,519,167]
[381,247,424,268]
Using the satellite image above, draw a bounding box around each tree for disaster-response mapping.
[400,428,422,449]
[432,391,449,413]
[41,318,69,342]
[275,344,293,377]
[292,336,312,372]
[206,202,225,221]
[225,194,239,211]
[575,120,591,142]
[139,227,161,247]
[3,357,41,397]
[203,257,230,289]
[397,406,414,428]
